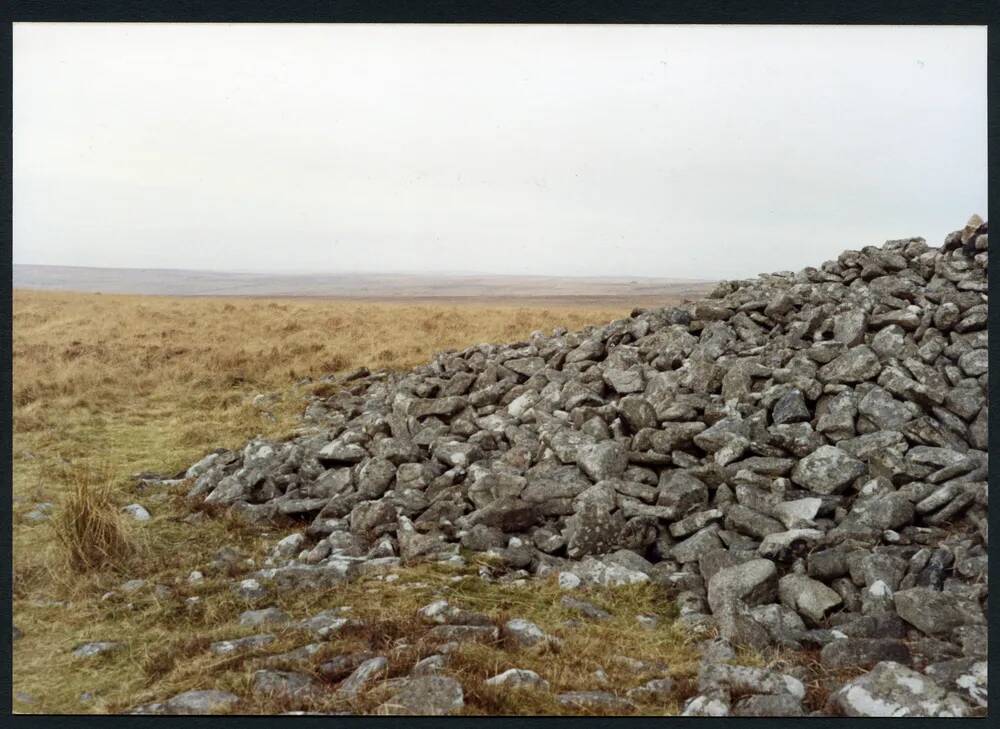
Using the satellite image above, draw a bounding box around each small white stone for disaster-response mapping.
[636,614,659,630]
[558,572,581,590]
[122,504,151,521]
[485,668,550,691]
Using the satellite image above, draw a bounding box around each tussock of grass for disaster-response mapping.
[55,468,140,572]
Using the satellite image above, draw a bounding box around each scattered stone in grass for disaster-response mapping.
[233,579,266,600]
[295,609,351,638]
[484,668,550,691]
[121,503,151,521]
[260,643,326,668]
[72,641,124,659]
[559,595,611,620]
[411,654,448,676]
[210,634,276,655]
[423,625,499,646]
[239,607,291,627]
[319,652,377,681]
[417,599,492,626]
[119,579,146,594]
[682,693,731,716]
[252,670,320,701]
[502,618,556,649]
[272,532,306,560]
[23,502,54,523]
[379,675,465,715]
[558,572,582,590]
[158,689,242,715]
[556,691,635,712]
[626,678,675,703]
[336,656,389,698]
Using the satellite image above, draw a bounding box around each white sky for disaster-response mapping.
[13,23,987,279]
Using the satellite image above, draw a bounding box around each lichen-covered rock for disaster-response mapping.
[379,675,465,715]
[828,661,972,717]
[699,663,805,700]
[732,693,804,716]
[893,588,986,638]
[239,607,290,627]
[502,618,554,649]
[790,446,866,495]
[153,689,242,715]
[251,670,320,701]
[820,639,912,669]
[336,656,388,698]
[778,573,843,624]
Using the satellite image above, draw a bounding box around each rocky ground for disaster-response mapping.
[62,217,991,716]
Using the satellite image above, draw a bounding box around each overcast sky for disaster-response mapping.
[13,24,987,279]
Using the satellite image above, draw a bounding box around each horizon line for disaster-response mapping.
[12,262,717,283]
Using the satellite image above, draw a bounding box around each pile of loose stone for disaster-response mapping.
[181,216,988,716]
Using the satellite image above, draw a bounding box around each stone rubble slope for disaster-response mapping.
[182,215,989,716]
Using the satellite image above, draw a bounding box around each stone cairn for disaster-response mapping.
[183,216,988,716]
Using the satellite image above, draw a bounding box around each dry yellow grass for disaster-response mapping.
[5,288,868,715]
[13,289,630,426]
